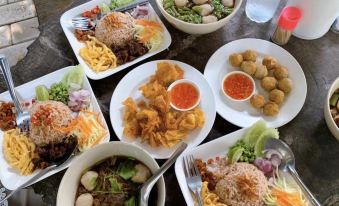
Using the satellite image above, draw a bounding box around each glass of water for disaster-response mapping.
[245,0,281,23]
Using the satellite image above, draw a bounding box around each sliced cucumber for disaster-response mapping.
[62,65,84,88]
[243,120,267,147]
[35,85,49,101]
[330,94,339,107]
[254,128,279,156]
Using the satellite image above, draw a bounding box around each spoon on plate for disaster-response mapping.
[0,139,77,204]
[138,142,188,206]
[265,138,322,206]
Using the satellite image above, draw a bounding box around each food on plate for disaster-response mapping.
[74,29,95,42]
[169,81,200,110]
[330,88,339,127]
[68,90,91,112]
[122,61,205,148]
[0,102,16,131]
[250,94,266,109]
[273,65,289,80]
[278,78,293,93]
[229,53,243,67]
[263,102,279,116]
[269,89,285,105]
[35,85,49,101]
[254,64,268,80]
[261,77,277,91]
[240,61,256,76]
[111,39,148,65]
[222,72,254,101]
[3,129,37,175]
[75,156,155,206]
[242,50,257,62]
[79,36,118,72]
[163,0,234,24]
[48,82,69,104]
[109,0,135,10]
[135,19,164,51]
[262,56,278,70]
[201,181,226,206]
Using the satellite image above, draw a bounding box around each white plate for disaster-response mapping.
[175,128,246,206]
[110,60,216,159]
[60,0,172,80]
[0,66,110,190]
[204,38,307,128]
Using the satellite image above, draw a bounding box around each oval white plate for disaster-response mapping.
[204,38,307,128]
[60,1,172,80]
[110,60,216,159]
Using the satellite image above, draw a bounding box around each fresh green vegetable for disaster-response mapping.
[228,140,256,163]
[109,177,122,193]
[35,85,49,101]
[228,146,244,164]
[49,82,69,104]
[254,128,279,157]
[61,65,84,88]
[124,196,136,206]
[163,0,202,24]
[100,3,111,14]
[243,120,267,147]
[117,160,136,180]
[211,0,233,19]
[330,93,339,107]
[110,0,134,9]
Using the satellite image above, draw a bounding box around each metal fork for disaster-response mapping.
[0,55,30,133]
[183,154,204,206]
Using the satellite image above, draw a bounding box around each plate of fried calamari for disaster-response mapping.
[110,60,216,159]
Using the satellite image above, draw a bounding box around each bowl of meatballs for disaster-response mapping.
[155,0,243,34]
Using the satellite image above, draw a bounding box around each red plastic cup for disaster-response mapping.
[278,6,302,31]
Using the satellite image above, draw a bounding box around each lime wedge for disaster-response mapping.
[35,85,49,101]
[254,128,279,156]
[243,120,267,147]
[228,147,244,164]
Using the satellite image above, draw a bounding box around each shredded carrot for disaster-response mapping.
[271,188,305,206]
[136,19,163,29]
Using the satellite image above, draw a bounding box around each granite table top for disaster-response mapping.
[0,0,339,205]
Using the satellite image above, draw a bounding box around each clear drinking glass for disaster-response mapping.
[245,0,281,23]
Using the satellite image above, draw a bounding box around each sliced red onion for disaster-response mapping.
[264,149,283,159]
[262,160,273,174]
[131,5,149,18]
[68,89,91,112]
[254,157,264,167]
[270,154,282,168]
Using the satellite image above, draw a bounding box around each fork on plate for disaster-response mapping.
[0,55,30,133]
[183,154,204,206]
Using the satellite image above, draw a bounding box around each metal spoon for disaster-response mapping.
[265,138,322,206]
[0,139,77,204]
[138,142,187,206]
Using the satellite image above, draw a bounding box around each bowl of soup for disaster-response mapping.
[57,141,166,206]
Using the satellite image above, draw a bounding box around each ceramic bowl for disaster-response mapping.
[221,71,255,102]
[155,0,243,34]
[324,77,339,140]
[56,141,166,206]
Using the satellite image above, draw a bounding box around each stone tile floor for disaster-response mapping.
[0,0,40,66]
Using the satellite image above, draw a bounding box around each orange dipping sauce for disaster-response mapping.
[223,73,254,100]
[170,82,199,110]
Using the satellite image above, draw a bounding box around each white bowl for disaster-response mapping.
[324,77,339,140]
[155,0,243,34]
[221,71,255,102]
[57,142,166,206]
[167,79,201,111]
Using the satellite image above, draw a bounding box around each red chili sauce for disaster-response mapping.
[223,73,254,100]
[170,82,199,109]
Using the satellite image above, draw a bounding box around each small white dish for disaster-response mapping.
[204,38,307,128]
[0,66,110,190]
[324,77,339,140]
[57,141,166,206]
[110,60,216,159]
[167,79,201,112]
[60,0,172,80]
[221,71,255,102]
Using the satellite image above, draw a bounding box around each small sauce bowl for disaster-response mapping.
[221,71,255,102]
[167,79,201,111]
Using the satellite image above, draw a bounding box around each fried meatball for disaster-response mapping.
[269,89,285,104]
[262,56,278,70]
[278,78,293,93]
[242,50,257,62]
[254,64,268,79]
[261,77,277,91]
[240,61,257,76]
[274,65,289,80]
[250,94,266,109]
[229,53,243,67]
[263,102,279,116]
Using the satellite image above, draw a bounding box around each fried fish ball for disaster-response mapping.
[229,53,243,67]
[240,61,257,76]
[278,78,293,93]
[261,77,277,91]
[262,56,278,70]
[263,102,280,116]
[242,50,257,62]
[274,65,289,80]
[269,89,285,104]
[254,64,268,79]
[250,94,266,109]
